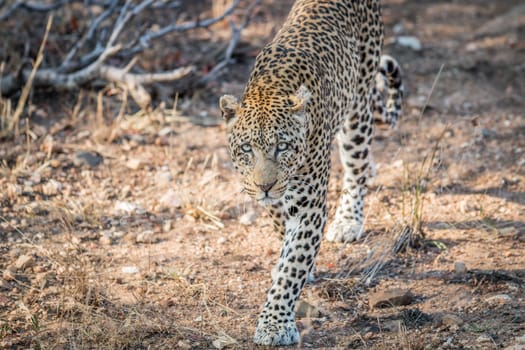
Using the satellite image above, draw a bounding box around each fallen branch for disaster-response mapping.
[100,65,194,85]
[99,64,194,109]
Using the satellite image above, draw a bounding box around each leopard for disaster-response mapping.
[219,0,403,345]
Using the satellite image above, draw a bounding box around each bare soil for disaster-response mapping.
[1,0,524,349]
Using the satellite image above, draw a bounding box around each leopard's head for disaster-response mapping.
[220,85,311,205]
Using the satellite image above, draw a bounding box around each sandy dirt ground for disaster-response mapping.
[1,0,524,349]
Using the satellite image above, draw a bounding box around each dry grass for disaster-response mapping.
[0,90,247,348]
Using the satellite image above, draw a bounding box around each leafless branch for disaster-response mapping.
[59,0,120,71]
[1,0,259,108]
[32,45,122,89]
[201,0,261,84]
[121,0,242,57]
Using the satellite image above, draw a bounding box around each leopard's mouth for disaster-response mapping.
[257,194,279,206]
[255,186,287,206]
[243,179,288,206]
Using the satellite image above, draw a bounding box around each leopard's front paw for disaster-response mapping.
[253,318,299,346]
[325,220,363,243]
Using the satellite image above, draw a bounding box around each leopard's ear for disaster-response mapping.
[289,84,311,112]
[219,95,239,125]
[289,85,311,123]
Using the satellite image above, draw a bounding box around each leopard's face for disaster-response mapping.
[227,111,307,205]
[220,85,311,205]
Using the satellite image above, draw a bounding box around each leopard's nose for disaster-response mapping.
[256,180,277,193]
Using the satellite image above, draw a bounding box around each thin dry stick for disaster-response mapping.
[6,15,53,135]
[416,63,444,125]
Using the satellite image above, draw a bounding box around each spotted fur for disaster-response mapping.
[220,0,403,345]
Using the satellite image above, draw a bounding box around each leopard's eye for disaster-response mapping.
[276,142,289,152]
[240,143,252,153]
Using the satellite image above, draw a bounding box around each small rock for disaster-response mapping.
[465,42,477,51]
[476,334,493,344]
[481,128,495,138]
[382,319,403,332]
[162,220,172,233]
[295,300,321,318]
[176,340,191,350]
[159,189,182,209]
[113,201,145,215]
[369,288,414,308]
[128,134,146,144]
[125,158,142,170]
[42,179,63,196]
[73,151,103,167]
[121,266,139,274]
[440,314,464,328]
[212,335,237,349]
[29,172,41,184]
[212,340,223,349]
[158,127,176,137]
[393,22,404,35]
[155,170,173,185]
[441,337,454,347]
[14,254,34,271]
[396,36,422,51]
[459,200,480,213]
[33,265,46,273]
[136,230,158,244]
[454,261,467,274]
[99,235,113,246]
[239,210,258,226]
[113,231,126,238]
[485,294,512,304]
[212,340,231,349]
[76,130,91,140]
[392,159,404,168]
[2,269,15,281]
[123,232,138,244]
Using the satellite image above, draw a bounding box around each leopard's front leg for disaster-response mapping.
[254,185,327,346]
